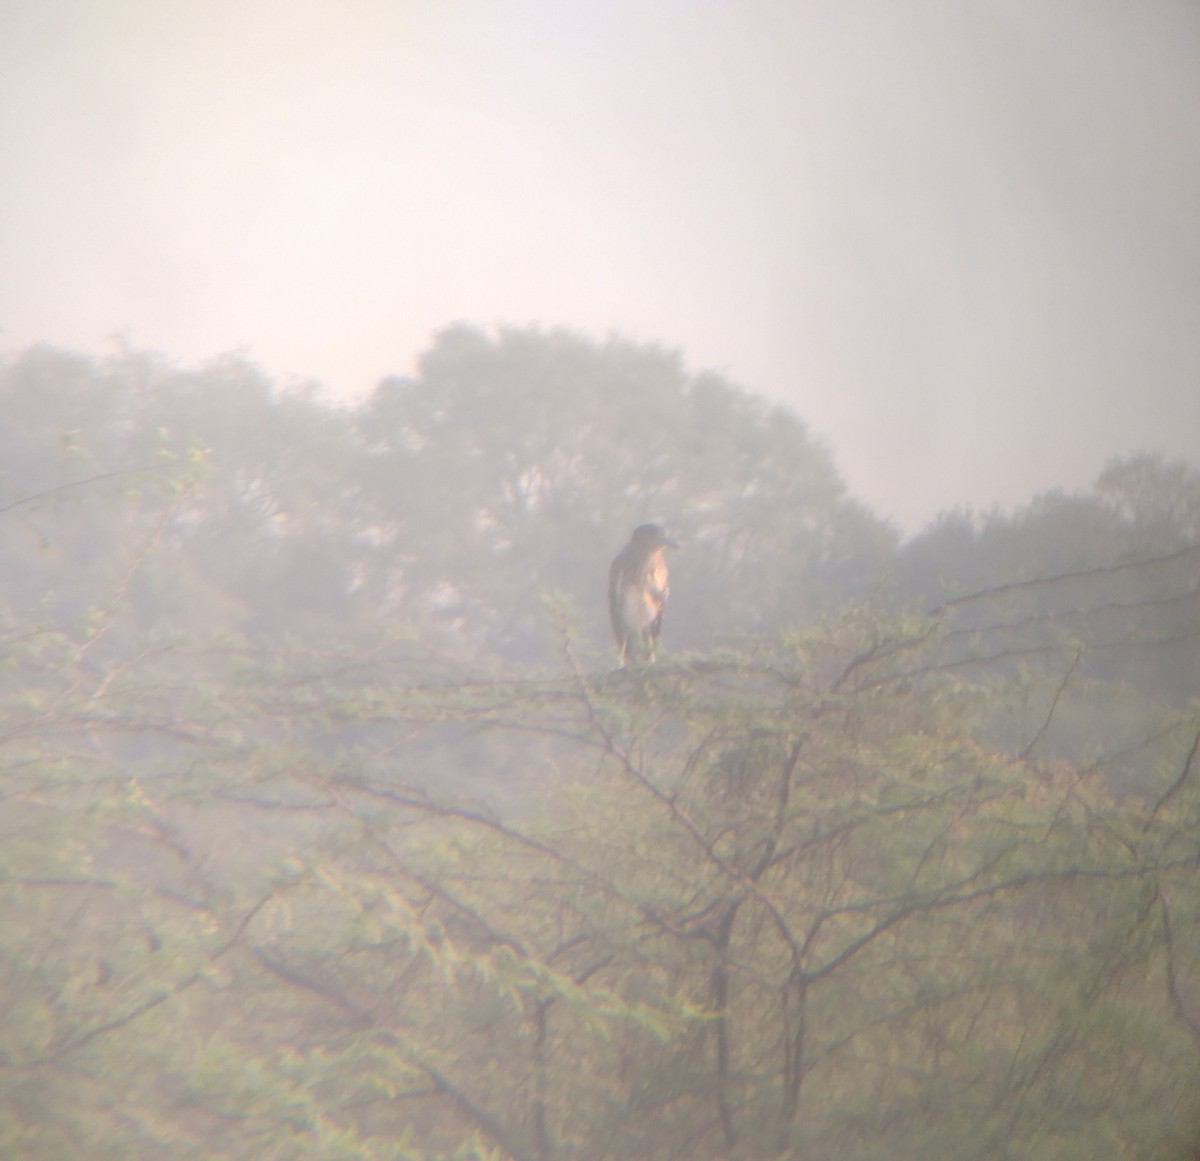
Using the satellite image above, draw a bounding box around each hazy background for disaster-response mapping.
[2,0,1198,532]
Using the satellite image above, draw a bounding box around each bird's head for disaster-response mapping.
[631,523,679,550]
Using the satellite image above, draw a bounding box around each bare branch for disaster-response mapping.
[1020,645,1083,760]
[1146,729,1200,829]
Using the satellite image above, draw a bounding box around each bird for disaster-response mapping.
[609,523,678,667]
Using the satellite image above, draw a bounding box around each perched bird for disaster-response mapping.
[609,523,678,667]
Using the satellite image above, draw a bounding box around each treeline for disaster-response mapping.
[0,327,896,656]
[5,327,1200,674]
[1,328,1199,1160]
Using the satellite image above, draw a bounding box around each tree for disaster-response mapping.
[357,324,896,659]
[3,336,1200,1159]
[6,556,1198,1158]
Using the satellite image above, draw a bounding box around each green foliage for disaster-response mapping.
[2,336,1200,1159]
[3,585,1198,1158]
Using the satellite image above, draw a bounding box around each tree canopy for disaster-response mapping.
[1,329,1199,1160]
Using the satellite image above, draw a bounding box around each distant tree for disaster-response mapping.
[2,330,897,660]
[1095,452,1200,547]
[0,346,377,641]
[4,341,1200,1159]
[893,491,1129,608]
[357,324,896,659]
[893,456,1200,706]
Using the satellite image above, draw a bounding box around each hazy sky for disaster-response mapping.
[2,1,1198,532]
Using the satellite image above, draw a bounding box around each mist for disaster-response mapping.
[3,1,1199,531]
[4,5,1200,1157]
[4,334,1200,1157]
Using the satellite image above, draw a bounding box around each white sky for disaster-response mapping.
[2,0,1198,532]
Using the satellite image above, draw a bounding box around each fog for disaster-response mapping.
[6,325,1200,1156]
[2,0,1199,532]
[5,9,1200,1146]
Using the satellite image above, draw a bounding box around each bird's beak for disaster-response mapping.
[665,537,680,550]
